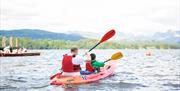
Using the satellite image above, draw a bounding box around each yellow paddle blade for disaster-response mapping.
[111,52,123,60]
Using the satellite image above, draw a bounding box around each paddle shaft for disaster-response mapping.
[88,42,101,52]
[104,59,111,63]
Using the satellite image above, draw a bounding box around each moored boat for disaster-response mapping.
[0,52,40,57]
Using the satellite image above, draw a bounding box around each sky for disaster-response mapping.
[0,0,179,35]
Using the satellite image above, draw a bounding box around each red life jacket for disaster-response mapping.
[62,55,81,72]
[86,61,95,72]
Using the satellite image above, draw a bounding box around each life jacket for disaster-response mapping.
[62,55,81,72]
[86,61,95,72]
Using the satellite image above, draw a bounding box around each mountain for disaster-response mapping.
[67,30,180,43]
[152,30,180,43]
[0,29,179,43]
[0,29,84,41]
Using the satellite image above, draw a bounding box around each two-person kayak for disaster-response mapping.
[50,61,116,85]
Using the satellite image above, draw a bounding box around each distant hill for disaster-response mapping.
[0,29,84,41]
[0,29,179,43]
[152,30,180,43]
[68,30,180,43]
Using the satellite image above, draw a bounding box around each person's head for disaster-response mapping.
[70,47,78,55]
[90,53,96,60]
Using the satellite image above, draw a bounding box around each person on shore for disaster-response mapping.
[61,47,90,76]
[3,46,10,53]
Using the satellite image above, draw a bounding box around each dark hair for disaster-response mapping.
[71,47,78,52]
[90,53,96,60]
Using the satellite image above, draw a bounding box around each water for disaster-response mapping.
[0,49,180,91]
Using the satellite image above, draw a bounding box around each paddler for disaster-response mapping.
[81,53,105,75]
[3,46,10,53]
[61,47,90,76]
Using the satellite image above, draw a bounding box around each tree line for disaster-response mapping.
[0,37,179,49]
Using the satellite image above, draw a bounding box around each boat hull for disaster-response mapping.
[0,52,40,57]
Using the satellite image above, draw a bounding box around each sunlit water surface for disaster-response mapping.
[0,49,180,91]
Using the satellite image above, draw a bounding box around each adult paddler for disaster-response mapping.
[61,47,90,76]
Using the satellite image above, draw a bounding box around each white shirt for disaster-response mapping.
[62,53,87,76]
[72,55,86,65]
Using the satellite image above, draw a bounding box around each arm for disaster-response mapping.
[72,54,90,65]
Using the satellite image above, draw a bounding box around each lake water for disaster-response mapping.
[0,49,180,91]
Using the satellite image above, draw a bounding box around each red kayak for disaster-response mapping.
[50,61,116,85]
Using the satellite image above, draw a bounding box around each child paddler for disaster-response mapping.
[80,53,105,75]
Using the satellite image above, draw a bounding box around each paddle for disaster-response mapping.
[104,52,123,63]
[88,29,115,52]
[50,72,62,80]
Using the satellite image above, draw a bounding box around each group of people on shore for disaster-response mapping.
[0,46,27,54]
[61,47,105,76]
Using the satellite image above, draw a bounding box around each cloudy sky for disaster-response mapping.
[0,0,179,35]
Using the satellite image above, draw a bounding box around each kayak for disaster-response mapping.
[50,61,116,85]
